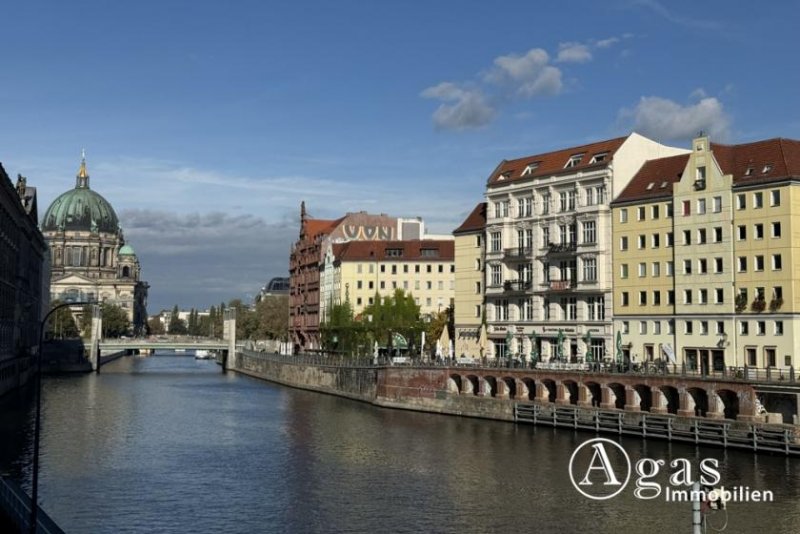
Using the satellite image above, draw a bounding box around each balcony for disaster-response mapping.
[503,280,533,293]
[547,242,577,255]
[503,247,533,260]
[547,279,575,291]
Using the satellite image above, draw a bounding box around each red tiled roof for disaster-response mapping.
[486,136,628,188]
[303,216,344,240]
[614,138,800,204]
[333,240,454,262]
[453,202,486,235]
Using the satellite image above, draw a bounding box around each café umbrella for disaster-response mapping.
[556,329,564,361]
[529,332,538,363]
[615,330,623,365]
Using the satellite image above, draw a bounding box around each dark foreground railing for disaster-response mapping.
[0,476,65,534]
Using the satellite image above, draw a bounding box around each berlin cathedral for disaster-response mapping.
[41,154,149,335]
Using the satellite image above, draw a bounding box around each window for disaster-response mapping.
[698,258,708,274]
[518,197,532,218]
[391,265,397,274]
[380,281,386,289]
[565,154,584,168]
[697,228,707,244]
[737,257,747,272]
[475,305,481,318]
[541,192,551,214]
[700,321,709,335]
[639,321,647,334]
[438,264,444,273]
[638,235,646,249]
[475,281,481,294]
[682,200,690,216]
[753,192,763,208]
[699,289,708,304]
[357,297,362,306]
[490,232,501,252]
[621,292,629,306]
[740,322,749,336]
[637,206,646,221]
[666,261,674,276]
[765,348,776,368]
[619,208,628,223]
[369,281,374,289]
[566,298,577,320]
[696,166,706,181]
[755,255,764,271]
[652,262,660,277]
[736,194,746,210]
[495,200,509,217]
[651,205,660,219]
[714,257,723,273]
[685,321,693,335]
[638,263,646,277]
[427,265,432,273]
[426,281,432,290]
[622,321,630,334]
[668,290,675,305]
[476,235,482,247]
[496,300,508,321]
[590,152,608,164]
[542,226,550,247]
[475,259,481,271]
[772,254,782,270]
[521,163,539,176]
[772,222,781,238]
[713,196,722,213]
[357,264,363,274]
[404,265,409,273]
[414,265,419,273]
[380,265,386,273]
[775,321,784,336]
[653,321,662,335]
[697,198,706,215]
[713,227,722,243]
[773,286,783,300]
[666,232,674,247]
[582,221,596,244]
[651,234,660,248]
[667,320,675,335]
[666,203,674,218]
[771,190,781,207]
[490,264,502,286]
[737,225,746,240]
[583,258,597,281]
[715,288,724,303]
[683,259,692,274]
[684,289,692,304]
[683,230,691,245]
[437,280,444,290]
[357,280,363,289]
[543,298,551,320]
[620,236,628,250]
[587,296,605,320]
[620,264,629,279]
[757,321,766,336]
[754,224,764,239]
[653,291,661,305]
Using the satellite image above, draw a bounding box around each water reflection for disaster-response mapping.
[0,354,798,533]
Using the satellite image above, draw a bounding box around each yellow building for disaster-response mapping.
[612,134,800,371]
[322,240,454,320]
[453,203,486,358]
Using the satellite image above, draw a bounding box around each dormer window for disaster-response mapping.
[565,153,584,168]
[696,166,706,181]
[660,181,668,189]
[744,167,754,176]
[498,172,511,181]
[590,152,608,164]
[646,182,655,190]
[385,248,403,258]
[762,164,773,174]
[521,162,540,176]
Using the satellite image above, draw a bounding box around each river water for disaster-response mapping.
[1,353,799,533]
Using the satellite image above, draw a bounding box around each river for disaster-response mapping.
[1,353,799,533]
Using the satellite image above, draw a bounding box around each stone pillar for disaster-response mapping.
[624,386,641,412]
[577,384,593,408]
[223,307,237,371]
[555,381,571,405]
[461,377,474,395]
[650,386,668,414]
[515,379,529,400]
[736,389,764,422]
[477,377,489,397]
[600,385,617,410]
[535,381,550,403]
[677,389,696,417]
[89,304,102,372]
[496,380,510,399]
[706,390,725,419]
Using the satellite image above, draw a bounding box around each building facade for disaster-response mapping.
[452,203,486,359]
[321,239,454,321]
[1,166,48,397]
[612,135,800,371]
[483,133,686,362]
[41,155,148,334]
[289,202,424,351]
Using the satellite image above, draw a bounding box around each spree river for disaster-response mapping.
[2,353,800,533]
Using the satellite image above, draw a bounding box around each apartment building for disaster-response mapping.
[483,133,686,362]
[612,134,800,371]
[453,203,486,358]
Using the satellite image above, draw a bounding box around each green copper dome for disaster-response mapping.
[118,244,136,256]
[41,156,120,234]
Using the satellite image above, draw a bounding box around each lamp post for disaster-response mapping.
[29,300,90,534]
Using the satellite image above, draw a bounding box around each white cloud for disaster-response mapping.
[556,42,592,63]
[486,48,563,97]
[420,82,495,130]
[619,94,731,142]
[595,37,620,48]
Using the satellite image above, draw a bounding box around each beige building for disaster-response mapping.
[321,240,454,320]
[453,203,486,358]
[483,133,686,362]
[41,155,148,334]
[612,134,800,371]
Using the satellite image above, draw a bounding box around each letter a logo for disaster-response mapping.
[569,438,631,500]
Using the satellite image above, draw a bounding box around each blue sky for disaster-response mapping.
[1,0,798,312]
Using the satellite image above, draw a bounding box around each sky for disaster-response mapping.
[1,0,798,312]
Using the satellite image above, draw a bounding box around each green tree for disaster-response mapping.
[45,300,79,339]
[425,307,453,354]
[320,300,366,355]
[168,305,187,335]
[101,302,131,338]
[362,289,423,355]
[148,316,165,335]
[255,295,289,340]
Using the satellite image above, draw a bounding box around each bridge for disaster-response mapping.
[99,339,228,352]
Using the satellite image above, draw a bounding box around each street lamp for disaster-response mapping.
[29,300,91,534]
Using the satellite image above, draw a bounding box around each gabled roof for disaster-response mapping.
[486,136,628,188]
[453,202,486,235]
[614,138,800,205]
[333,240,454,262]
[303,216,344,240]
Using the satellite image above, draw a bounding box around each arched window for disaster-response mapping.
[122,266,131,278]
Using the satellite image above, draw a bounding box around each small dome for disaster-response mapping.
[119,244,136,256]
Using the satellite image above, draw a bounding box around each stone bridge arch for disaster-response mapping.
[482,376,498,397]
[541,379,557,403]
[500,376,517,399]
[464,375,480,395]
[447,374,462,394]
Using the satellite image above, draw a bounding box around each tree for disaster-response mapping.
[168,305,187,335]
[255,295,289,340]
[320,300,365,356]
[362,289,423,355]
[425,307,453,354]
[101,302,131,338]
[148,317,165,335]
[45,300,79,339]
